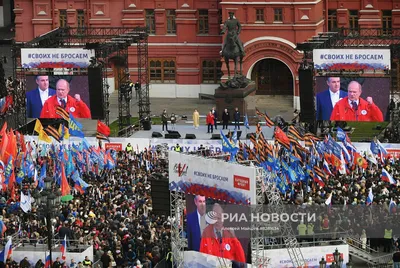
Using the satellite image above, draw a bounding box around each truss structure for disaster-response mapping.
[296,28,400,132]
[12,27,150,133]
[262,171,306,267]
[170,190,186,268]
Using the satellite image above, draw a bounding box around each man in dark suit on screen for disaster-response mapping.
[186,195,206,251]
[316,77,347,121]
[26,75,56,118]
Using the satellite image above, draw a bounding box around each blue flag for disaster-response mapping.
[244,114,250,129]
[336,127,346,142]
[69,113,84,137]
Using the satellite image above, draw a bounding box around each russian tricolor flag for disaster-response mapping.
[0,237,12,262]
[313,174,325,187]
[382,168,396,185]
[61,235,67,260]
[389,199,397,214]
[0,220,7,237]
[323,160,332,176]
[45,254,51,268]
[366,188,374,205]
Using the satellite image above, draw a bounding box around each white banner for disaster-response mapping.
[150,138,222,153]
[168,151,257,204]
[21,48,95,69]
[263,244,349,268]
[184,251,232,268]
[313,49,391,71]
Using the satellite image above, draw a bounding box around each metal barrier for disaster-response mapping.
[263,231,348,249]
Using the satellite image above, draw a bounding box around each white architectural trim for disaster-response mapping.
[242,19,324,27]
[220,0,321,5]
[358,19,381,21]
[246,57,295,96]
[244,36,296,49]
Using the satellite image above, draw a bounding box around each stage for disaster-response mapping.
[129,123,275,140]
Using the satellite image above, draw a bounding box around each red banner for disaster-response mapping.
[105,143,123,151]
[233,175,250,191]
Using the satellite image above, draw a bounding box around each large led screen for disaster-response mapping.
[25,75,92,119]
[185,194,250,265]
[315,77,390,122]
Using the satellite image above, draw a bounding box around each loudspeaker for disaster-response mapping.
[167,130,181,138]
[88,67,104,119]
[185,134,196,139]
[150,178,170,216]
[299,69,315,122]
[152,131,163,138]
[165,133,181,139]
[211,134,221,140]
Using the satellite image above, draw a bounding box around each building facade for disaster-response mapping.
[13,0,400,109]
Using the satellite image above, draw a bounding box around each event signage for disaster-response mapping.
[21,48,95,69]
[261,244,349,268]
[104,143,123,151]
[313,49,391,71]
[168,151,257,204]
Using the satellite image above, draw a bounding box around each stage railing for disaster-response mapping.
[263,231,348,249]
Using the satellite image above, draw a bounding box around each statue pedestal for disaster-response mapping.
[214,82,257,127]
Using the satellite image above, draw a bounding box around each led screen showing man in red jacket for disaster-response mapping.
[330,81,383,122]
[40,79,91,119]
[199,203,246,263]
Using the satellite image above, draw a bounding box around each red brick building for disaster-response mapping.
[13,0,400,109]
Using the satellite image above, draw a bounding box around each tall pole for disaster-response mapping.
[46,208,52,266]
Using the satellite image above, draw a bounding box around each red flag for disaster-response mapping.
[4,129,17,163]
[354,151,368,169]
[15,131,26,153]
[61,163,71,196]
[8,169,15,192]
[0,122,7,136]
[274,127,290,146]
[97,120,110,136]
[0,130,9,163]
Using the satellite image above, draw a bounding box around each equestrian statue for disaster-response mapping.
[220,12,250,89]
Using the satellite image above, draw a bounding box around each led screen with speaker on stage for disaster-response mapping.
[25,75,94,119]
[315,77,389,122]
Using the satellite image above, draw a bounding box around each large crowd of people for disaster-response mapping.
[0,120,399,267]
[0,142,172,268]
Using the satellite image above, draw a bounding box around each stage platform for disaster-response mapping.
[129,124,274,140]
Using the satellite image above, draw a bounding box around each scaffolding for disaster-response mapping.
[12,27,150,133]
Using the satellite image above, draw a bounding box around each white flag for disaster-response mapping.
[20,192,32,213]
[366,149,378,165]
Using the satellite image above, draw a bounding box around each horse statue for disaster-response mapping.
[221,31,244,79]
[220,12,249,89]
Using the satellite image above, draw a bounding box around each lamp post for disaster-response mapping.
[319,257,327,268]
[32,177,61,267]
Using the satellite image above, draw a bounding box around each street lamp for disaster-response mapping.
[319,257,326,268]
[33,177,61,267]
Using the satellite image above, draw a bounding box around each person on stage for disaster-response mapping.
[26,75,56,118]
[316,77,347,121]
[330,81,383,122]
[200,203,246,263]
[40,79,91,119]
[186,195,207,251]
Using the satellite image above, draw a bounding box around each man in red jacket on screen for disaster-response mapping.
[200,203,246,263]
[40,79,91,119]
[330,81,383,122]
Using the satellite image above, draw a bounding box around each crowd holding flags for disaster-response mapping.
[220,110,398,208]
